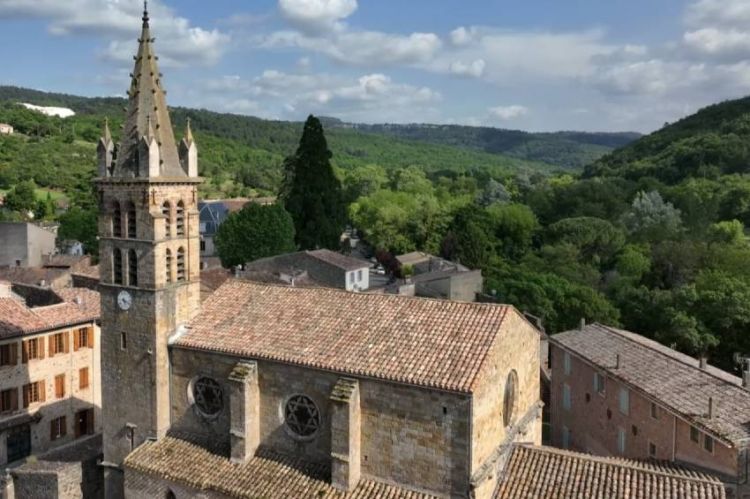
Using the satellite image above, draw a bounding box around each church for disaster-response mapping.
[95,5,541,499]
[92,6,728,499]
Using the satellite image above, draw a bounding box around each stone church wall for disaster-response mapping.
[169,347,472,496]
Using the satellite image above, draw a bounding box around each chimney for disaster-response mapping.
[708,397,714,419]
[579,318,586,331]
[699,355,708,370]
[73,296,83,305]
[616,354,621,369]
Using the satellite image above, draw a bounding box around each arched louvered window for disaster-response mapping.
[165,249,173,284]
[113,249,123,285]
[162,201,172,238]
[128,249,138,287]
[177,247,186,281]
[176,201,185,236]
[126,202,137,239]
[112,202,122,238]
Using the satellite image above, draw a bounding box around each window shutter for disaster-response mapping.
[10,388,17,411]
[50,420,55,440]
[61,416,66,437]
[10,343,17,365]
[22,386,29,408]
[88,327,94,348]
[64,332,70,354]
[39,381,46,402]
[38,337,45,359]
[86,409,94,435]
[49,335,54,357]
[21,340,28,364]
[73,330,80,351]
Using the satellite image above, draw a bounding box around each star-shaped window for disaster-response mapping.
[285,395,320,437]
[193,377,223,417]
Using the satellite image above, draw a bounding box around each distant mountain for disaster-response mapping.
[343,123,640,170]
[0,86,638,172]
[586,96,750,183]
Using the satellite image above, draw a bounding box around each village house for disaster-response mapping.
[242,248,370,291]
[0,124,12,136]
[396,251,483,302]
[549,323,750,497]
[0,281,100,467]
[0,223,56,268]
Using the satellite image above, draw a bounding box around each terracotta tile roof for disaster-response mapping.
[551,324,750,446]
[0,288,99,339]
[495,445,726,499]
[125,436,438,498]
[71,264,100,279]
[176,279,513,393]
[307,249,368,271]
[0,266,70,288]
[199,268,231,302]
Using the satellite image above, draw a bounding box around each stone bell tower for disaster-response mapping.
[94,3,202,497]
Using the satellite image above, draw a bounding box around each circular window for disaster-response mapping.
[284,395,321,437]
[503,370,519,427]
[191,377,223,417]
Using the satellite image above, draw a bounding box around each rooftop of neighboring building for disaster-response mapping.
[396,251,470,275]
[306,249,368,271]
[199,197,279,235]
[0,266,71,289]
[175,279,521,393]
[551,323,750,446]
[199,267,231,302]
[41,254,90,269]
[0,283,100,339]
[495,444,726,499]
[124,436,438,498]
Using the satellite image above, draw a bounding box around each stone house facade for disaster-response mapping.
[0,124,13,135]
[0,282,101,467]
[550,323,750,498]
[0,223,56,268]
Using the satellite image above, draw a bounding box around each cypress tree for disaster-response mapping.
[282,115,346,250]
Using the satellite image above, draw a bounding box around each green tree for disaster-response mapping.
[58,206,99,256]
[4,180,37,214]
[441,204,495,269]
[282,116,346,250]
[215,203,296,268]
[486,203,538,260]
[622,190,682,241]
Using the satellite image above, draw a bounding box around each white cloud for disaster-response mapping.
[0,0,230,67]
[450,26,479,46]
[449,59,485,78]
[199,70,441,123]
[489,105,528,120]
[686,0,750,29]
[278,0,357,33]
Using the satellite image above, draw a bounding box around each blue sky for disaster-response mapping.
[1,0,749,132]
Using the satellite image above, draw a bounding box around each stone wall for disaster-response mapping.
[469,309,541,499]
[169,347,472,496]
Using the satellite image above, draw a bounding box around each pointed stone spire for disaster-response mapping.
[110,1,183,178]
[179,117,198,177]
[184,117,194,144]
[98,117,115,177]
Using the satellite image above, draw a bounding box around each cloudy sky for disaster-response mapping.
[1,0,750,132]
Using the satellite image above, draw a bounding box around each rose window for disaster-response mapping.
[284,395,320,437]
[193,377,223,417]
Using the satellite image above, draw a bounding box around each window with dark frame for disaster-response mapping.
[162,201,172,238]
[127,202,137,238]
[23,381,45,407]
[112,202,122,237]
[50,332,67,356]
[75,327,93,350]
[704,435,714,453]
[74,408,95,438]
[649,442,657,458]
[166,249,173,283]
[650,402,658,419]
[0,388,17,413]
[50,416,66,441]
[22,337,43,362]
[690,426,700,443]
[177,247,186,281]
[0,343,18,366]
[128,249,138,287]
[114,249,123,284]
[120,332,127,350]
[176,201,185,236]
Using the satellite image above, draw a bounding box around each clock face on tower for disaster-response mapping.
[117,290,133,311]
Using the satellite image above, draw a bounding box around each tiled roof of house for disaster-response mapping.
[551,324,750,445]
[0,266,70,288]
[308,249,368,271]
[495,445,726,499]
[175,279,514,393]
[125,436,438,498]
[0,288,100,338]
[199,267,231,302]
